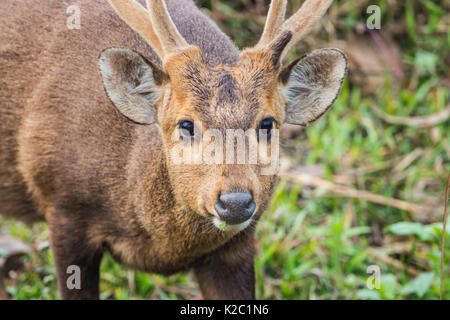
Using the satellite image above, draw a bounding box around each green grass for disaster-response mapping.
[1,0,449,299]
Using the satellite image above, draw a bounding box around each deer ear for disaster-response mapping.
[99,48,168,124]
[280,49,347,126]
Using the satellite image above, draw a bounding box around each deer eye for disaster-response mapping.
[259,117,277,139]
[177,120,195,138]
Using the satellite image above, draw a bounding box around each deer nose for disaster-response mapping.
[214,192,256,225]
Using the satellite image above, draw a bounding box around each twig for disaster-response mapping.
[393,148,423,172]
[440,173,450,300]
[127,270,135,297]
[371,104,450,129]
[280,171,434,215]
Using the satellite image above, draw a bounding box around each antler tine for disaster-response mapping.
[145,0,189,60]
[254,0,333,63]
[279,0,333,58]
[107,0,163,58]
[255,0,287,49]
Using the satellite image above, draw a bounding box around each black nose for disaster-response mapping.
[214,192,256,225]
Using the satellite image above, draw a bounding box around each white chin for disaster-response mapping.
[212,217,252,232]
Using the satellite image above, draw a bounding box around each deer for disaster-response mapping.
[0,0,346,299]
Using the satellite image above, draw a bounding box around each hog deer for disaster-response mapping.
[0,0,346,299]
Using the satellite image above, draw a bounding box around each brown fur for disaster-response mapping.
[0,0,260,300]
[0,0,346,299]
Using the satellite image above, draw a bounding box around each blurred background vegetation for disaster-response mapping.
[0,0,449,300]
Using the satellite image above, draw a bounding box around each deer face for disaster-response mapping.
[160,47,283,231]
[100,0,347,231]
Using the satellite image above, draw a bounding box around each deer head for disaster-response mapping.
[99,0,347,231]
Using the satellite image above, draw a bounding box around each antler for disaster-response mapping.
[255,0,287,49]
[256,0,334,61]
[107,0,189,62]
[281,0,333,55]
[108,0,332,64]
[107,0,163,57]
[145,0,189,58]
